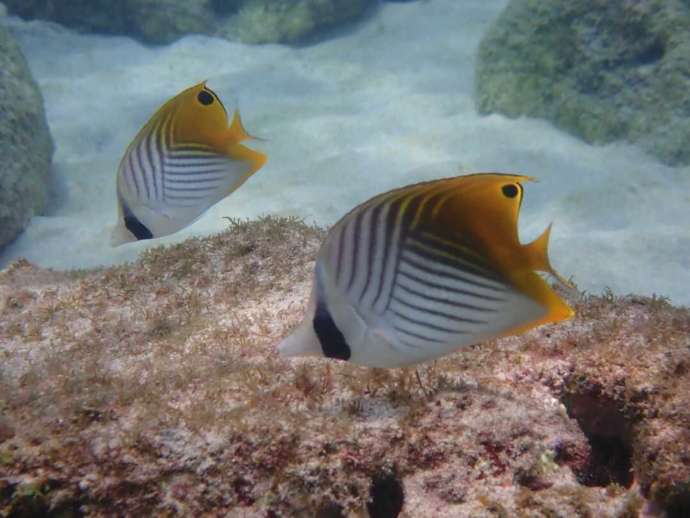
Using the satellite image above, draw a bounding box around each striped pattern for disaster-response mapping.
[322,182,516,353]
[118,111,246,211]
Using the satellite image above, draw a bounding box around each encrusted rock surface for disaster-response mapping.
[0,217,688,516]
[475,0,690,166]
[2,0,213,45]
[222,0,372,44]
[3,0,374,45]
[0,24,53,251]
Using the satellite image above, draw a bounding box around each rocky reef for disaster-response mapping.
[1,216,688,516]
[475,0,690,166]
[2,0,375,45]
[0,24,53,251]
[222,0,371,44]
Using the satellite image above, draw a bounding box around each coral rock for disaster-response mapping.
[475,0,690,165]
[4,0,374,45]
[0,25,53,250]
[0,217,688,515]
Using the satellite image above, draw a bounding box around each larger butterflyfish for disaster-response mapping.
[111,82,267,246]
[278,173,574,368]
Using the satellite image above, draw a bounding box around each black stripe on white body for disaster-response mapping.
[316,191,546,367]
[116,113,252,238]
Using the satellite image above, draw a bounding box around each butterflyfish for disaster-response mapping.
[278,173,574,368]
[111,82,267,246]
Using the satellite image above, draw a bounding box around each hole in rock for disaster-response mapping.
[367,473,404,518]
[315,501,345,518]
[636,39,665,66]
[561,391,634,488]
[581,434,633,487]
[666,493,690,518]
[211,0,240,15]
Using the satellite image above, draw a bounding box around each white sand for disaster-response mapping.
[1,0,688,305]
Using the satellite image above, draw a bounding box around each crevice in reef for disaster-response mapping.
[561,389,634,488]
[667,494,690,518]
[581,434,633,488]
[316,501,345,518]
[367,473,404,518]
[210,0,240,16]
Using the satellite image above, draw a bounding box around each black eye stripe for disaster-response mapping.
[199,87,228,116]
[197,90,214,105]
[502,184,519,198]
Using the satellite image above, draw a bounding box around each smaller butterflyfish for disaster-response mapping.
[278,173,574,368]
[111,82,267,246]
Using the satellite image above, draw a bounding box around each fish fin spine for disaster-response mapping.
[229,109,251,141]
[524,223,573,288]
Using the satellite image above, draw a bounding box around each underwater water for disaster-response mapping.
[0,0,689,306]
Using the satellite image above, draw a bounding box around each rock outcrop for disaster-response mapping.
[3,0,374,45]
[0,25,53,250]
[475,0,690,166]
[1,217,688,516]
[223,0,372,44]
[2,0,212,45]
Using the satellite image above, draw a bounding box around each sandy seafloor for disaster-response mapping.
[1,0,689,306]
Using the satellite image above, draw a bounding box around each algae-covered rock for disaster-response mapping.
[3,0,131,36]
[128,0,214,45]
[225,0,373,44]
[4,0,373,45]
[0,25,53,250]
[1,217,688,515]
[475,0,690,166]
[3,0,213,44]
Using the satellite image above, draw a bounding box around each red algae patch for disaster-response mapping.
[0,216,688,516]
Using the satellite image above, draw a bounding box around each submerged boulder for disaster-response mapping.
[475,0,690,166]
[3,0,129,35]
[3,0,374,45]
[0,25,53,250]
[128,0,215,44]
[223,0,373,44]
[2,0,213,44]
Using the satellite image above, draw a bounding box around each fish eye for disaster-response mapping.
[501,184,519,198]
[197,90,214,106]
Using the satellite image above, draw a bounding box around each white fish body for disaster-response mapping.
[278,174,573,368]
[113,143,256,245]
[111,82,266,246]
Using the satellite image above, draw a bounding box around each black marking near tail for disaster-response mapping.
[313,299,351,361]
[122,202,153,240]
[313,271,351,361]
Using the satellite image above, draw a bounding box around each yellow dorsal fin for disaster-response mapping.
[229,109,264,142]
[229,109,249,140]
[524,223,573,288]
